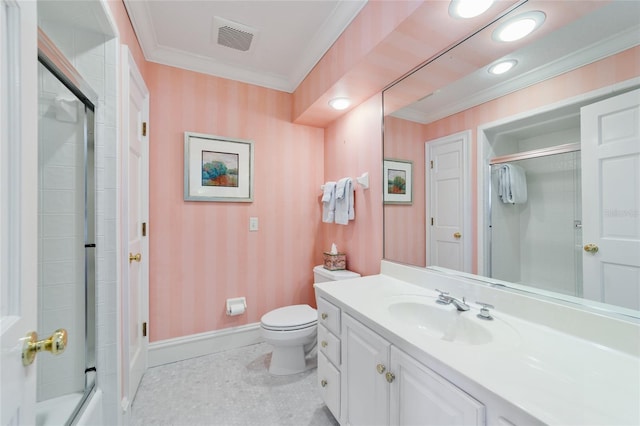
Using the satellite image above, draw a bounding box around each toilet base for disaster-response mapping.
[268,345,317,375]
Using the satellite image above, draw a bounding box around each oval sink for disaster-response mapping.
[387,297,494,345]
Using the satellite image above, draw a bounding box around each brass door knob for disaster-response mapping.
[385,371,395,383]
[453,232,462,239]
[129,252,142,263]
[321,340,328,348]
[584,244,599,253]
[376,364,386,374]
[321,313,328,320]
[22,329,68,366]
[320,379,328,387]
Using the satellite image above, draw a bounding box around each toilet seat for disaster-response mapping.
[261,304,317,331]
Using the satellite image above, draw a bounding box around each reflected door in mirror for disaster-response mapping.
[581,89,640,310]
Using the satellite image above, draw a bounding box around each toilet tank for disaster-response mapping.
[313,265,360,283]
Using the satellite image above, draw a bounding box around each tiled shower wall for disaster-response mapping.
[38,18,119,423]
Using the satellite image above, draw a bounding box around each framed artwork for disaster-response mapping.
[384,159,412,204]
[184,132,254,202]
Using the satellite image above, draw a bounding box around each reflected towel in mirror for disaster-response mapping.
[498,164,527,204]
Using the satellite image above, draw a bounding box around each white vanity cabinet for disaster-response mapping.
[341,313,485,426]
[317,297,342,420]
[389,346,484,425]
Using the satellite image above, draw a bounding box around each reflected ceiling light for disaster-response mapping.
[329,97,351,110]
[488,59,518,75]
[449,0,494,19]
[493,11,546,42]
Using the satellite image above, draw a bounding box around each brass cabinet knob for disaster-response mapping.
[584,244,599,253]
[321,340,328,348]
[321,313,328,320]
[385,371,395,383]
[321,379,328,388]
[453,232,462,239]
[22,329,68,366]
[129,252,142,263]
[376,364,386,374]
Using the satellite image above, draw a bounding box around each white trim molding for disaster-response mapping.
[148,323,264,367]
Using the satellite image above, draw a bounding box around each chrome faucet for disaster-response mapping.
[435,289,470,312]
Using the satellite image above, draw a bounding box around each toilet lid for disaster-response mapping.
[261,304,317,331]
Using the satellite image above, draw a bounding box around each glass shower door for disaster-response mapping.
[37,59,95,425]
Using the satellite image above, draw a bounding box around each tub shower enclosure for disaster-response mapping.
[37,38,96,424]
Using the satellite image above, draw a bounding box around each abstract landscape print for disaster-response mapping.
[202,151,239,187]
[387,168,406,194]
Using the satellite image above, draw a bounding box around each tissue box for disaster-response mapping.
[323,252,346,271]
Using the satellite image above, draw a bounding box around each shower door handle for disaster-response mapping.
[22,328,68,366]
[129,252,142,263]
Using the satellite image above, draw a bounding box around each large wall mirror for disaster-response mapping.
[383,0,640,318]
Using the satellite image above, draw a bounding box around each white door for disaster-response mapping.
[389,347,484,425]
[581,89,640,310]
[426,131,471,272]
[121,46,150,410]
[0,1,38,424]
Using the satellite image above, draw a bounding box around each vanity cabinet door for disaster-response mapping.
[318,352,340,420]
[342,313,391,426]
[389,347,485,425]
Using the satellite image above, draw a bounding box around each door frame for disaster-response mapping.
[477,77,640,277]
[425,130,472,272]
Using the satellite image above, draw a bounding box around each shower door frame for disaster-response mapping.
[37,28,98,424]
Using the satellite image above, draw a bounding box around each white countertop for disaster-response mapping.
[315,274,640,425]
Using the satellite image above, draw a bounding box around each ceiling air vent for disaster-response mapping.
[213,16,257,52]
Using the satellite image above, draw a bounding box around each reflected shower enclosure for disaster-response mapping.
[490,151,583,296]
[37,57,96,423]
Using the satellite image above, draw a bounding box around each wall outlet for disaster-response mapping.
[249,217,259,231]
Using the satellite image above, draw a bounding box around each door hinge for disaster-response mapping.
[142,222,147,237]
[142,322,147,337]
[431,217,434,226]
[430,160,434,169]
[142,122,147,137]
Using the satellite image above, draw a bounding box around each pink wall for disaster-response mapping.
[105,0,389,343]
[384,46,640,273]
[322,94,384,276]
[146,63,326,341]
[383,116,427,266]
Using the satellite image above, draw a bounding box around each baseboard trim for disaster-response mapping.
[148,323,264,367]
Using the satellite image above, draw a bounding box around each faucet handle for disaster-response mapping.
[434,289,450,304]
[475,301,494,320]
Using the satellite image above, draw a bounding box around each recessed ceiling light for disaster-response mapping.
[449,0,494,19]
[489,59,518,75]
[329,97,350,110]
[493,11,546,42]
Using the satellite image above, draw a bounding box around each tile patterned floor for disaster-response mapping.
[130,343,339,426]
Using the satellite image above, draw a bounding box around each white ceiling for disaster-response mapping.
[124,0,367,93]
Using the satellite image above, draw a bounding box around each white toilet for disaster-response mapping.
[260,265,360,375]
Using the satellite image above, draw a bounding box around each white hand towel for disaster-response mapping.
[498,164,527,204]
[322,182,336,223]
[335,177,354,225]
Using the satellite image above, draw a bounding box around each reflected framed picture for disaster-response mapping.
[384,159,412,204]
[184,132,254,202]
